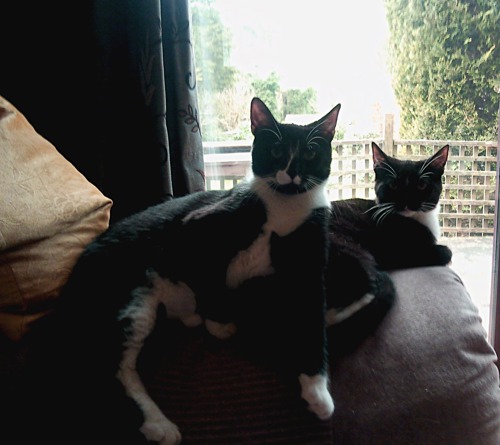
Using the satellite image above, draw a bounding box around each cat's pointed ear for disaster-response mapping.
[251,97,277,135]
[313,103,341,141]
[372,142,388,167]
[429,145,449,170]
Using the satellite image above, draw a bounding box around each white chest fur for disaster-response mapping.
[225,177,329,289]
[405,206,441,239]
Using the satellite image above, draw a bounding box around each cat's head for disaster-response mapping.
[250,97,340,195]
[372,142,449,215]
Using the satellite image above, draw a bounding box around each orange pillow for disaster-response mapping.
[0,95,112,341]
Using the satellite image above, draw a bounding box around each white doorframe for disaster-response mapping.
[490,100,500,359]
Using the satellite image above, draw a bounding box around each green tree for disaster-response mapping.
[191,0,238,94]
[282,88,317,116]
[251,72,282,119]
[385,0,500,140]
[191,0,239,139]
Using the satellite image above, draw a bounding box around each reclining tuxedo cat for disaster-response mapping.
[325,142,452,349]
[330,142,452,270]
[41,97,343,445]
[29,108,451,444]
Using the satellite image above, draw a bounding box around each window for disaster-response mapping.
[191,0,499,342]
[192,0,398,143]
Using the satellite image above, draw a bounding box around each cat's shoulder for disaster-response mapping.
[331,198,375,215]
[330,198,375,230]
[116,183,256,226]
[181,181,262,223]
[96,182,263,247]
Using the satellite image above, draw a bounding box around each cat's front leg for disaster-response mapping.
[294,297,334,419]
[299,373,334,420]
[140,413,182,445]
[269,215,334,421]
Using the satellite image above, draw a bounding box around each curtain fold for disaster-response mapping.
[1,0,205,223]
[161,0,205,197]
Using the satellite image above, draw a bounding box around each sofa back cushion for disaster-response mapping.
[0,95,112,341]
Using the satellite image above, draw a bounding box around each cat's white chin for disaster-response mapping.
[398,209,416,217]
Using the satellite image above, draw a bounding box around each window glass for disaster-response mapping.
[191,0,498,342]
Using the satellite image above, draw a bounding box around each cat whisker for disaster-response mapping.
[364,202,392,214]
[381,161,397,177]
[306,135,329,147]
[263,113,283,141]
[307,175,323,187]
[375,210,393,225]
[419,172,434,179]
[260,127,282,142]
[305,119,331,144]
[419,156,435,175]
[372,204,395,225]
[376,161,397,178]
[252,176,278,196]
[421,202,436,211]
[302,176,326,194]
[372,205,391,218]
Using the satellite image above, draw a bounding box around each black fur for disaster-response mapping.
[325,232,396,357]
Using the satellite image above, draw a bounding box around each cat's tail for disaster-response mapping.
[326,270,396,359]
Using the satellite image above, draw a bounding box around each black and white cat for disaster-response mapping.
[40,97,341,445]
[329,141,452,290]
[324,142,452,353]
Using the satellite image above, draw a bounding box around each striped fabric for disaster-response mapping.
[142,324,333,445]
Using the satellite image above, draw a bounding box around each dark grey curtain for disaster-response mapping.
[1,0,205,223]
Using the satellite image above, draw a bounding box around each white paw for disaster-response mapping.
[299,373,334,420]
[205,319,237,339]
[181,313,203,328]
[140,416,181,445]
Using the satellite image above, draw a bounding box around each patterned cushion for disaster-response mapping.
[0,95,112,341]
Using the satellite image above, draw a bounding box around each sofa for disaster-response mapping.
[1,95,500,445]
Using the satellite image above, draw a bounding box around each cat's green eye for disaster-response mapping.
[418,181,428,191]
[271,146,283,158]
[389,182,398,190]
[303,150,316,161]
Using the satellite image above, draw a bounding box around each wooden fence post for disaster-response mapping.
[384,114,395,155]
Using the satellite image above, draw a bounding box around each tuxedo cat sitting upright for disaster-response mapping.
[40,97,340,445]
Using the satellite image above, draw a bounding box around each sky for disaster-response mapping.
[214,0,399,136]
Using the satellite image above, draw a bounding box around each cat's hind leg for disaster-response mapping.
[205,319,237,339]
[150,271,203,329]
[117,286,182,445]
[325,293,376,326]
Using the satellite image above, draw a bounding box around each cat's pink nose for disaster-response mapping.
[276,170,292,185]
